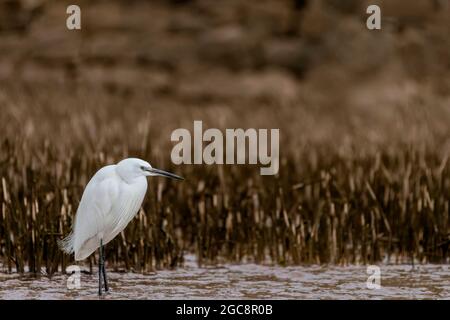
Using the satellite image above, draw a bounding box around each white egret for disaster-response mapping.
[58,158,183,295]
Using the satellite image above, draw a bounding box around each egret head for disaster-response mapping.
[117,158,184,182]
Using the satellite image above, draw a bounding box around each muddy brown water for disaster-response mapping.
[0,256,448,299]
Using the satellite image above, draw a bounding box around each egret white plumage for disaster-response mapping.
[58,158,183,295]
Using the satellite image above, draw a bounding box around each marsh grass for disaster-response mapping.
[0,84,449,275]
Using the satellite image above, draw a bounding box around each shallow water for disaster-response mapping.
[0,256,449,299]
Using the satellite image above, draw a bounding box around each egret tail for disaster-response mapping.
[58,232,74,254]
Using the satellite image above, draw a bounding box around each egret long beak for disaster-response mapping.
[147,168,184,180]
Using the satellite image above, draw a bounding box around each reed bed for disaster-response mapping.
[0,83,449,275]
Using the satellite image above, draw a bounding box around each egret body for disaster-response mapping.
[59,158,183,295]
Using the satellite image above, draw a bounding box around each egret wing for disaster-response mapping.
[103,179,148,244]
[71,166,120,260]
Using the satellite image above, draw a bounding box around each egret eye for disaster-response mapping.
[140,166,146,171]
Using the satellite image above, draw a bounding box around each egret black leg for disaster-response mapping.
[101,242,109,292]
[98,239,103,296]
